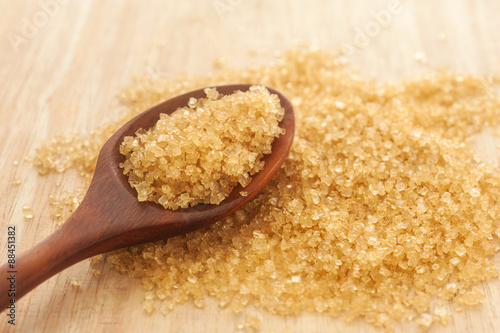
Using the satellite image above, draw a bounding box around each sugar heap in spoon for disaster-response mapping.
[119,85,285,209]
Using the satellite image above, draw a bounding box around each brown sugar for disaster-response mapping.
[33,48,500,331]
[22,204,34,219]
[11,177,21,185]
[119,86,284,209]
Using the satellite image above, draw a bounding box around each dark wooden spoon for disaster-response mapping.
[0,84,294,309]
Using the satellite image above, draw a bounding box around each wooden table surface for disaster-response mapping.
[1,1,500,332]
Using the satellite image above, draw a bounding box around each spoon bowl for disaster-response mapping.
[0,84,294,309]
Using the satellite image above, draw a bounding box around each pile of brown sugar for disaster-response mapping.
[119,86,284,209]
[33,48,500,331]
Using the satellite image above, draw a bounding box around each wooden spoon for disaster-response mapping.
[0,84,294,309]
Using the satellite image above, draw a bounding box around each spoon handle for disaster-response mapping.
[0,213,99,310]
[0,158,186,310]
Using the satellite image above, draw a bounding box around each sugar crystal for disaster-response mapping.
[22,204,34,219]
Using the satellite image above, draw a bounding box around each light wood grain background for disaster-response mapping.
[1,1,500,332]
